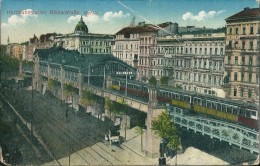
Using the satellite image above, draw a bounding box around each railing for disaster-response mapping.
[168,106,259,154]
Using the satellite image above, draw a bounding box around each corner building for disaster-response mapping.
[224,7,259,103]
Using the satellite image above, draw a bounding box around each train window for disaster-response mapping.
[251,111,256,117]
[217,103,221,111]
[245,110,251,118]
[221,105,226,112]
[187,96,191,102]
[202,100,206,107]
[207,101,211,108]
[212,102,216,110]
[233,109,237,115]
[198,99,201,105]
[227,106,232,114]
[177,94,180,100]
[193,98,197,104]
[240,109,246,116]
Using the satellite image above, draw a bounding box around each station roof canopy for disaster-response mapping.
[34,46,136,73]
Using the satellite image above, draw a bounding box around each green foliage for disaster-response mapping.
[48,79,59,90]
[64,83,77,96]
[149,76,157,86]
[104,97,129,116]
[80,90,97,106]
[160,76,169,86]
[0,56,19,71]
[151,111,180,151]
[105,97,112,110]
[135,126,144,135]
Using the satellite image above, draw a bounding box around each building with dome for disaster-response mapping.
[55,16,113,54]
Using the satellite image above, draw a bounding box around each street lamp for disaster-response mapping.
[88,63,93,85]
[103,65,109,89]
[125,70,128,96]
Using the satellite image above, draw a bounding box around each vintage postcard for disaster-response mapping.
[0,0,259,165]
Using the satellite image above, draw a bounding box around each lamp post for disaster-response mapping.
[103,65,109,89]
[125,70,128,96]
[88,63,93,85]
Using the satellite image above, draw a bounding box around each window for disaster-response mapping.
[228,41,232,48]
[248,89,252,98]
[194,60,197,68]
[240,87,244,97]
[234,41,238,48]
[241,73,244,82]
[249,41,253,50]
[242,56,245,65]
[234,72,237,81]
[220,48,223,55]
[242,41,245,50]
[204,61,207,68]
[195,48,197,54]
[204,48,207,54]
[219,62,222,70]
[210,48,212,54]
[235,28,238,35]
[185,48,188,54]
[235,56,238,65]
[242,27,246,35]
[227,56,231,64]
[249,73,252,83]
[250,27,254,34]
[229,28,232,35]
[249,57,253,66]
[190,48,192,54]
[234,87,237,96]
[199,48,202,54]
[215,48,218,55]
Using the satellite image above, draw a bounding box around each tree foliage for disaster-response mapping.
[64,83,77,96]
[160,76,169,86]
[151,111,180,151]
[105,97,129,116]
[149,76,157,86]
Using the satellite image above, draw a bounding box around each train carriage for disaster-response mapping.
[110,78,258,129]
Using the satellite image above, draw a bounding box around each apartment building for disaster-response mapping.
[224,7,259,102]
[157,28,226,97]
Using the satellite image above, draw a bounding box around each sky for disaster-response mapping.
[1,0,259,44]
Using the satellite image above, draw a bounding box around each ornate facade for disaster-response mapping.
[55,16,113,54]
[224,7,259,103]
[157,28,226,97]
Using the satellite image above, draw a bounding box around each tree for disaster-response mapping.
[135,126,144,151]
[160,76,169,86]
[151,111,180,165]
[149,76,157,86]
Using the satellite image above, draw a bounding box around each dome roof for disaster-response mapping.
[74,16,88,34]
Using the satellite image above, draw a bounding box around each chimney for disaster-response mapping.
[244,7,250,10]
